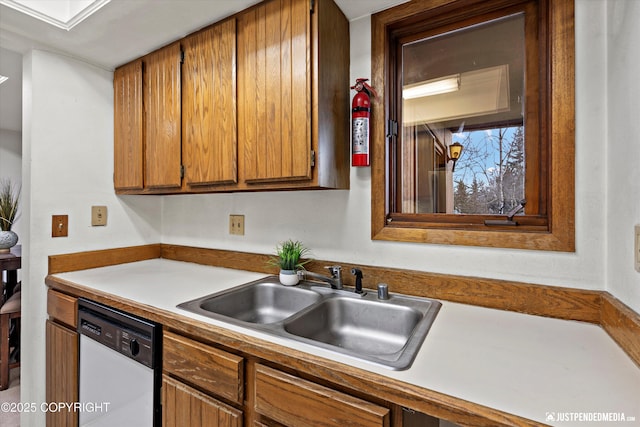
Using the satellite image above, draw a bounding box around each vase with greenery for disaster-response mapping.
[0,178,20,253]
[268,240,311,286]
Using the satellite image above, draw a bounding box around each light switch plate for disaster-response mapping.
[635,225,640,273]
[52,215,68,237]
[91,206,108,226]
[229,215,245,235]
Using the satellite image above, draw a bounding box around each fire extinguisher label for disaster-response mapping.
[352,117,369,154]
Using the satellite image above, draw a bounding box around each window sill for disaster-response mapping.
[372,222,574,252]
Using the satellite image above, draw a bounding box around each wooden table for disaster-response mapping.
[0,245,21,302]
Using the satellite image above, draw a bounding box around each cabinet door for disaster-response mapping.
[46,320,79,427]
[114,60,143,191]
[144,42,182,189]
[182,19,238,187]
[239,0,312,183]
[163,374,242,427]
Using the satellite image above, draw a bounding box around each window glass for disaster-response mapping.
[398,14,525,216]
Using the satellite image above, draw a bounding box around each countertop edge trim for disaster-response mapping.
[601,293,640,368]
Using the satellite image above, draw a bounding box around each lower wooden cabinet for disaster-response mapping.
[162,374,242,427]
[45,319,79,427]
[162,332,392,427]
[254,364,390,427]
[163,331,244,405]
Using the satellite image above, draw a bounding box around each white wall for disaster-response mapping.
[0,128,23,238]
[163,1,633,307]
[0,47,23,132]
[0,129,21,185]
[606,0,640,310]
[20,49,162,427]
[0,46,23,238]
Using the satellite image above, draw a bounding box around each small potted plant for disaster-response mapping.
[0,178,20,253]
[269,240,312,286]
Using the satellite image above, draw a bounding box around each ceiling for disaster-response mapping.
[0,0,408,133]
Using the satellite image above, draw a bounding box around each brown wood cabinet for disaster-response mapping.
[163,330,392,427]
[182,19,238,188]
[46,290,79,427]
[113,0,349,194]
[162,374,243,427]
[254,364,390,427]
[238,0,312,184]
[114,60,144,191]
[113,43,182,192]
[163,331,244,405]
[238,0,350,190]
[143,42,183,190]
[163,332,245,427]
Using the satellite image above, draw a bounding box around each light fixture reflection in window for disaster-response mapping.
[403,74,460,99]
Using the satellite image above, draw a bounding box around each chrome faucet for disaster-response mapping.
[298,266,343,289]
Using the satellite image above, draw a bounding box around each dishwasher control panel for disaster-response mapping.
[78,299,159,369]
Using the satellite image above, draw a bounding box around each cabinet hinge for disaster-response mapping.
[310,150,316,167]
[180,165,185,178]
[310,0,315,14]
[387,119,398,138]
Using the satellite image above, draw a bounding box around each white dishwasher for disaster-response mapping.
[77,299,161,427]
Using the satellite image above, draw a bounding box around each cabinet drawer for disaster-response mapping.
[254,364,390,427]
[162,374,242,427]
[47,289,77,329]
[163,331,244,404]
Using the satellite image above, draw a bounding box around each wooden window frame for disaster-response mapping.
[371,0,575,251]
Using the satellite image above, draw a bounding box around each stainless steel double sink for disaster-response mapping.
[177,277,441,370]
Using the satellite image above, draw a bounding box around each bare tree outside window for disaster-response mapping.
[452,126,525,215]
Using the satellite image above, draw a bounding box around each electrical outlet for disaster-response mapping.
[91,206,108,226]
[52,215,68,237]
[229,215,245,236]
[635,225,640,273]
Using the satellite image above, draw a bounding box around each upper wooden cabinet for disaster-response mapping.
[113,43,182,192]
[239,0,312,183]
[182,19,238,187]
[113,0,349,194]
[238,0,350,190]
[144,42,183,190]
[113,60,143,191]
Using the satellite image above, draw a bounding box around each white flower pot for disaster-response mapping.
[279,270,300,286]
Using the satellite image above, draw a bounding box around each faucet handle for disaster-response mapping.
[351,268,364,294]
[324,265,342,278]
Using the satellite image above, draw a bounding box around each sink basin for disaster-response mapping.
[283,297,423,355]
[177,280,322,324]
[177,276,441,370]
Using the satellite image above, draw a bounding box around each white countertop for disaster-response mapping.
[53,259,640,426]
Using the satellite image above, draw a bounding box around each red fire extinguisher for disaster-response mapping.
[351,78,376,167]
